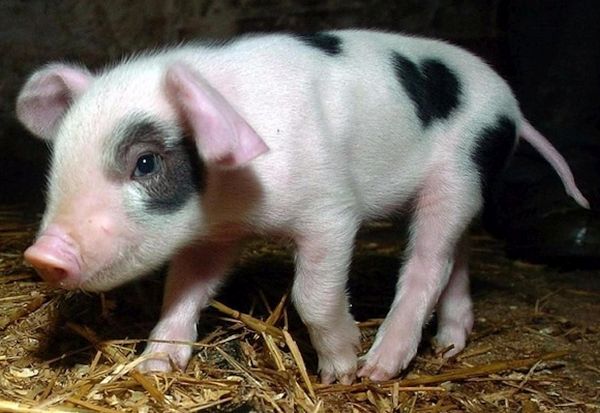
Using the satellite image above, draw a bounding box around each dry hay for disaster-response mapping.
[0,205,599,412]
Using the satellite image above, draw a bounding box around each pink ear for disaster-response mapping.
[16,63,92,139]
[165,63,269,168]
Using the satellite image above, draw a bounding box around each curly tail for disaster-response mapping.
[519,120,590,209]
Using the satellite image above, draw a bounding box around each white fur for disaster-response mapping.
[17,30,584,382]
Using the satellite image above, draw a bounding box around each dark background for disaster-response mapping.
[1,0,598,205]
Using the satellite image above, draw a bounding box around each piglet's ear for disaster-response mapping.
[165,63,269,168]
[16,63,92,140]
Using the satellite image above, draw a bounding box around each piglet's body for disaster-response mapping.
[17,30,588,383]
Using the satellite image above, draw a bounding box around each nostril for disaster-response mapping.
[38,266,68,283]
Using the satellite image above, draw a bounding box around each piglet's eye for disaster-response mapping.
[133,153,161,178]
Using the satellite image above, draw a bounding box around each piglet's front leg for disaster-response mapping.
[137,242,237,373]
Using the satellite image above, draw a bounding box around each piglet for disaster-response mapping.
[16,30,589,384]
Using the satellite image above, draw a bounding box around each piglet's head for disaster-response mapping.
[17,60,268,292]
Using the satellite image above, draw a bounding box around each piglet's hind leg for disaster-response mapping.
[358,167,481,381]
[434,239,474,357]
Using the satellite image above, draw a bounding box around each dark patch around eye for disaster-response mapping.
[470,115,517,197]
[113,120,167,176]
[296,32,343,56]
[391,52,462,128]
[111,118,205,214]
[142,136,204,214]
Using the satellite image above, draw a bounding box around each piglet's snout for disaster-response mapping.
[24,226,82,288]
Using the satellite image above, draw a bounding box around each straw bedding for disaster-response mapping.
[0,205,598,412]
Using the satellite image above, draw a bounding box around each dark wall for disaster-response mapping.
[4,1,595,204]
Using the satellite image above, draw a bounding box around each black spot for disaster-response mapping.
[297,32,343,56]
[471,116,517,196]
[110,117,204,215]
[391,52,461,127]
